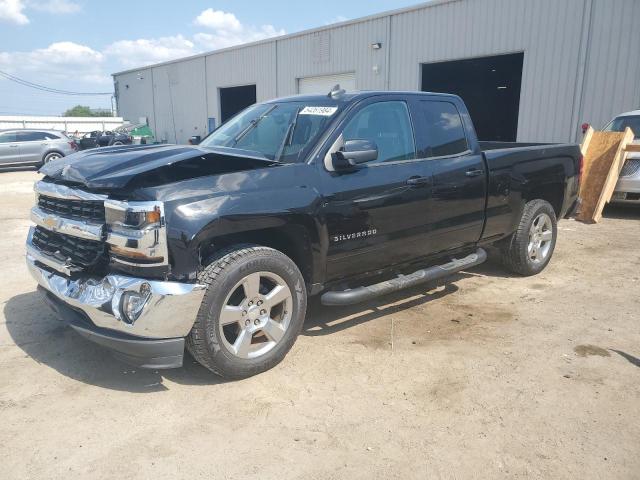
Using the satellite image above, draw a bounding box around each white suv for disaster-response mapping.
[0,129,78,167]
[604,110,640,204]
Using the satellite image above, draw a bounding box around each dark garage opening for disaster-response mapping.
[421,53,524,141]
[219,84,257,124]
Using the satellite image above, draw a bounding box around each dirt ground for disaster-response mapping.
[1,170,639,480]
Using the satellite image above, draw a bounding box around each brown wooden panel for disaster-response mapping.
[576,128,634,223]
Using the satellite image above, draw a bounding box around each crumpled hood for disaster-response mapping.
[40,144,277,190]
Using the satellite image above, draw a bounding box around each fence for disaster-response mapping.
[0,116,124,135]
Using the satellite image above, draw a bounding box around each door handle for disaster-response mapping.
[9,145,19,148]
[406,176,431,186]
[465,169,484,177]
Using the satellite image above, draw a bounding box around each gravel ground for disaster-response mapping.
[1,170,639,480]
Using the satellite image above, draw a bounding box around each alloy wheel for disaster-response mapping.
[218,271,293,359]
[527,213,553,264]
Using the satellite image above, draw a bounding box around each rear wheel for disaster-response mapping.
[500,199,557,276]
[186,245,307,379]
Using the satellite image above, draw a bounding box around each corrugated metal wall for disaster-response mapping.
[114,68,154,131]
[578,0,640,134]
[205,42,277,123]
[389,0,587,142]
[113,0,640,144]
[275,17,389,95]
[152,57,207,144]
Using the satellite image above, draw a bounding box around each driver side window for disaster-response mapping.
[342,101,416,163]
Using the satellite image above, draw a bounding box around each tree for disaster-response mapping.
[63,105,112,117]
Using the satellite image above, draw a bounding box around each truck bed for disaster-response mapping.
[478,141,551,151]
[480,142,580,173]
[479,141,581,240]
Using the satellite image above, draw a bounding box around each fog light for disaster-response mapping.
[120,283,151,324]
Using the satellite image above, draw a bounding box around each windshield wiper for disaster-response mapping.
[274,107,301,163]
[232,104,277,146]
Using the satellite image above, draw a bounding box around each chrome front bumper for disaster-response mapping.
[612,155,640,203]
[612,177,640,203]
[26,254,206,339]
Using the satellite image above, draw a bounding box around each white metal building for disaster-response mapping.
[112,0,640,145]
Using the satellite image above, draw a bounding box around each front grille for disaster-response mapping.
[32,226,106,269]
[620,159,640,178]
[38,195,105,222]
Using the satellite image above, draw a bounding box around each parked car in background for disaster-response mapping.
[604,110,640,204]
[78,130,132,150]
[0,129,77,167]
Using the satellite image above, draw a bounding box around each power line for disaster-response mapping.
[0,69,113,96]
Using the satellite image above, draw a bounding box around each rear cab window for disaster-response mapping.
[413,100,469,158]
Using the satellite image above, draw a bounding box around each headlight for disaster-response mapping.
[104,200,168,267]
[105,201,162,230]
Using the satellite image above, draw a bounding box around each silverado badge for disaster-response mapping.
[332,229,377,243]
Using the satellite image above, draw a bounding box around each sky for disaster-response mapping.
[0,0,420,116]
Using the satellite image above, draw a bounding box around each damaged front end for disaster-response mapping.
[40,143,281,190]
[28,145,280,367]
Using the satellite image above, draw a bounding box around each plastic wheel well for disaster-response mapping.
[524,183,564,217]
[200,225,314,288]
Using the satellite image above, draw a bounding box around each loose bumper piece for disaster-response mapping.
[26,254,205,339]
[40,288,187,369]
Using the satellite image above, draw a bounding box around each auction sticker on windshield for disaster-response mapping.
[299,106,338,116]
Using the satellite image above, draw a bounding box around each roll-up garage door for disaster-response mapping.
[298,73,356,94]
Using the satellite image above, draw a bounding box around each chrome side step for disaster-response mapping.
[320,248,487,306]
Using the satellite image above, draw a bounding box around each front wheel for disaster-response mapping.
[500,199,557,276]
[186,245,307,379]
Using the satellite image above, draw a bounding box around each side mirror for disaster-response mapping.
[332,139,378,169]
[188,135,201,145]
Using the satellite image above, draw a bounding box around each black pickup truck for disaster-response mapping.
[27,89,581,378]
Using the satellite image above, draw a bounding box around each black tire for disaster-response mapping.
[500,199,557,276]
[186,244,307,379]
[43,151,63,163]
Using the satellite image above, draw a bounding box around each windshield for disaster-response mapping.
[200,102,340,162]
[604,115,640,139]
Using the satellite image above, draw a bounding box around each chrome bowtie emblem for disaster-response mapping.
[43,216,59,229]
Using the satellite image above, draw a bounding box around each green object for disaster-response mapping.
[129,125,154,138]
[128,125,155,144]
